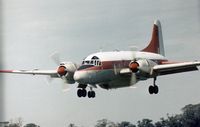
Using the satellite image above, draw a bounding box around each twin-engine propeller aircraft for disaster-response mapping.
[1,20,200,98]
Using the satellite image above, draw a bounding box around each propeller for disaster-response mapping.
[49,51,71,92]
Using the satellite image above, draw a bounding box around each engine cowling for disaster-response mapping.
[129,59,157,74]
[57,62,78,84]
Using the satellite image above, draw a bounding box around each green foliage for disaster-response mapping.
[86,103,200,127]
[154,115,183,127]
[137,119,154,127]
[117,121,136,127]
[8,123,20,127]
[68,123,77,127]
[23,123,40,127]
[181,104,200,127]
[9,103,200,127]
[95,119,118,127]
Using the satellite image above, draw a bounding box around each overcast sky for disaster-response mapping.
[1,0,200,126]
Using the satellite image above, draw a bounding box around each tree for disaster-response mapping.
[68,123,77,127]
[23,123,40,127]
[155,115,183,127]
[181,104,200,127]
[95,119,117,127]
[137,119,154,127]
[8,117,24,127]
[117,121,136,127]
[8,123,20,127]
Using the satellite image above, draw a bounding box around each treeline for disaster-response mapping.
[6,103,200,127]
[6,117,39,127]
[6,123,39,127]
[69,103,200,127]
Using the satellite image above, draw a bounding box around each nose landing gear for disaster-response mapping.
[148,77,159,94]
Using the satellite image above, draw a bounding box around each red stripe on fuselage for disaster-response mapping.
[78,59,166,71]
[78,60,131,71]
[159,60,180,64]
[0,70,13,73]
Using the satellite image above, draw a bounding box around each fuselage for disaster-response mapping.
[73,51,167,89]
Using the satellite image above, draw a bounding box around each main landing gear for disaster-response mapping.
[148,77,159,94]
[77,84,96,98]
[77,89,96,98]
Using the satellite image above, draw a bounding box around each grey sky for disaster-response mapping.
[0,0,5,121]
[2,0,200,126]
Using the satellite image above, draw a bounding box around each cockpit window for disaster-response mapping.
[91,56,99,59]
[82,56,101,66]
[90,61,94,64]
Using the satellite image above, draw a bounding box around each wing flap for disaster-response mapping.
[153,61,200,76]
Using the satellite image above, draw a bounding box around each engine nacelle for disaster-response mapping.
[129,59,157,74]
[57,62,78,84]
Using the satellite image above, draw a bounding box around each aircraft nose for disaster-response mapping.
[73,71,87,83]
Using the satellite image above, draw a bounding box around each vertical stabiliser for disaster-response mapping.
[142,20,165,56]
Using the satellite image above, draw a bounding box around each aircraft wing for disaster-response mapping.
[120,61,200,76]
[152,61,200,76]
[0,69,59,77]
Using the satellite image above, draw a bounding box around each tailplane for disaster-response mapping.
[142,20,165,56]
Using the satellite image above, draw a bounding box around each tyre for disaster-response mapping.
[154,85,159,94]
[77,89,83,97]
[148,86,154,94]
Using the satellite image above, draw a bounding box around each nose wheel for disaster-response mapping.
[148,77,159,94]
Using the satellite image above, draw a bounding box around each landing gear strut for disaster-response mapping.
[148,77,159,94]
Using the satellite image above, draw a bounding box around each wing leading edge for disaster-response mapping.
[0,69,59,77]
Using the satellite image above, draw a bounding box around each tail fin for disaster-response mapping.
[142,20,165,56]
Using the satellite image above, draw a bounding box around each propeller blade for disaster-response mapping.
[62,83,70,92]
[114,64,118,75]
[129,46,138,52]
[50,51,60,65]
[44,76,53,85]
[61,76,70,92]
[130,73,137,85]
[130,85,137,89]
[129,45,139,62]
[129,73,140,90]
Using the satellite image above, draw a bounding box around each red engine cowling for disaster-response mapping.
[57,62,77,84]
[129,59,157,74]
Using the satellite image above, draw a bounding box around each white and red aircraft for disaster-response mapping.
[1,20,200,98]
